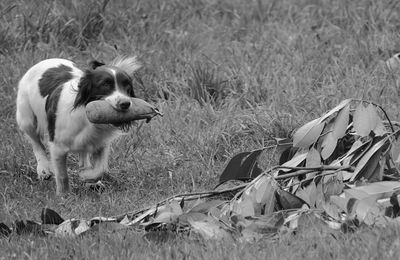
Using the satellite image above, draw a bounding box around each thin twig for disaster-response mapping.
[274,166,354,180]
[286,168,346,187]
[111,183,248,221]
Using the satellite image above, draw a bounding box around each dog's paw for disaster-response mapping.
[78,169,105,181]
[85,180,106,193]
[37,163,53,180]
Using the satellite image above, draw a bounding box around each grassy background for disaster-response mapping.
[1,0,400,258]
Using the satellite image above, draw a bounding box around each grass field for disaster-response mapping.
[2,0,400,259]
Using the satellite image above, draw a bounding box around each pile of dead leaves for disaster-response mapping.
[3,98,400,242]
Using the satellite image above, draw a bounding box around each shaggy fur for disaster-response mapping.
[16,57,141,194]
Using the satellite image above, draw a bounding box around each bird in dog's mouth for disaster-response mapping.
[86,98,163,132]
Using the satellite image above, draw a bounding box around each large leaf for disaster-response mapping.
[332,104,350,138]
[293,118,325,148]
[365,104,387,136]
[353,103,380,137]
[219,148,264,184]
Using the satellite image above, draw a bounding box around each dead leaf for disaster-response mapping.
[0,223,11,237]
[219,148,264,184]
[55,219,91,237]
[41,208,64,225]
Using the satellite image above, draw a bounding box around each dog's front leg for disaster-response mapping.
[79,146,110,182]
[78,152,92,169]
[49,143,69,194]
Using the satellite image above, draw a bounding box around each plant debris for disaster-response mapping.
[3,98,400,242]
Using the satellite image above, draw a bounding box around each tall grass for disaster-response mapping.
[1,0,400,258]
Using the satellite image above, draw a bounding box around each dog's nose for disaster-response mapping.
[118,101,131,110]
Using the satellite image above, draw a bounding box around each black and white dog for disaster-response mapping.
[16,57,141,194]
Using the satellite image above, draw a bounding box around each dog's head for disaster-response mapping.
[73,56,142,111]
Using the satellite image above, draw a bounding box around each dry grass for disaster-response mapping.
[1,0,400,258]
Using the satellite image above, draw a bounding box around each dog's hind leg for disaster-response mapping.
[49,143,69,194]
[16,100,53,180]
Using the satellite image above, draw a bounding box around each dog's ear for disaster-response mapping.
[89,60,105,70]
[73,70,93,109]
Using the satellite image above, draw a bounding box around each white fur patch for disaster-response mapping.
[110,56,142,76]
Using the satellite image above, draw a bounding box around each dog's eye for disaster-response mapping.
[103,79,113,86]
[122,80,132,87]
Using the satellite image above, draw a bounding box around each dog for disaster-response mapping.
[16,56,142,194]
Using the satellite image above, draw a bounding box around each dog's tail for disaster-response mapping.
[110,56,142,76]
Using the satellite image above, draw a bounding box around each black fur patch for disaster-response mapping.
[89,60,105,70]
[116,71,135,97]
[39,64,73,98]
[73,69,116,109]
[45,86,63,142]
